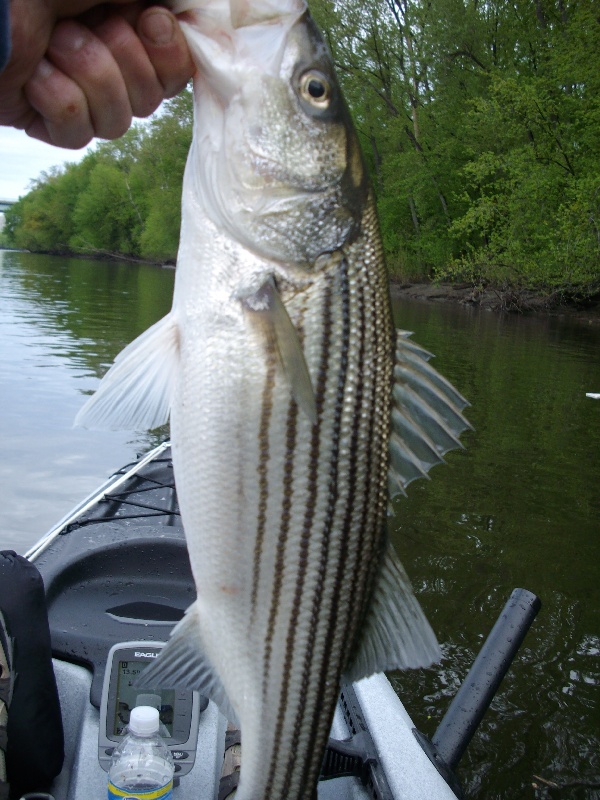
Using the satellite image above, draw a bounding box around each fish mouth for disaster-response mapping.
[172,0,306,28]
[173,0,306,83]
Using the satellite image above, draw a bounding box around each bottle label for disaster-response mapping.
[108,779,173,800]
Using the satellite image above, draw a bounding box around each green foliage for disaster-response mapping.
[71,159,143,255]
[441,57,600,289]
[5,8,599,293]
[133,92,192,261]
[5,159,96,253]
[311,0,599,292]
[4,89,193,263]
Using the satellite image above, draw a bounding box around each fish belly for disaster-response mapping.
[170,227,392,800]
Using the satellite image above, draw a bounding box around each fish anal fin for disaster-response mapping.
[242,276,317,424]
[136,602,238,725]
[344,544,441,682]
[75,311,179,431]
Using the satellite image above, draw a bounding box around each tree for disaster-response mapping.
[5,3,599,294]
[311,0,599,291]
[132,90,193,261]
[443,0,600,290]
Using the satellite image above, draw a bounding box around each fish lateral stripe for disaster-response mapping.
[251,355,277,618]
[341,270,388,670]
[295,246,394,796]
[284,259,364,796]
[294,267,367,795]
[262,276,338,798]
[261,392,299,697]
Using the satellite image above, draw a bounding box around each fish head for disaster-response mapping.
[174,0,369,268]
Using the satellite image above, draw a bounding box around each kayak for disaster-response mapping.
[4,443,538,800]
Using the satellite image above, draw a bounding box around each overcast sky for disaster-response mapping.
[0,127,92,201]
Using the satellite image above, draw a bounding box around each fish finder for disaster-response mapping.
[98,641,205,776]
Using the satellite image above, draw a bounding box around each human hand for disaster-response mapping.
[0,1,195,149]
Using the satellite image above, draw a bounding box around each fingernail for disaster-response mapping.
[33,57,54,81]
[51,22,87,53]
[140,10,175,46]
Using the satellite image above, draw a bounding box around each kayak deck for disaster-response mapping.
[27,443,459,800]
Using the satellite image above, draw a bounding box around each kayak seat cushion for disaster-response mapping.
[0,551,64,798]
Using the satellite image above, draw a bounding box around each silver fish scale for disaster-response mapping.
[241,196,393,799]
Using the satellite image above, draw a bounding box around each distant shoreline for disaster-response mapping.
[3,246,598,325]
[0,245,176,268]
[390,280,600,326]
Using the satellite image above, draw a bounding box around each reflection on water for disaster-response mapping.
[0,251,598,799]
[387,298,600,799]
[0,250,173,551]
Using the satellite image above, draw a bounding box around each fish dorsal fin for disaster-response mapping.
[344,543,441,681]
[74,311,180,431]
[388,331,471,499]
[242,276,317,424]
[137,602,239,725]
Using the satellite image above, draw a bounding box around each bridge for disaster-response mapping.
[0,199,15,233]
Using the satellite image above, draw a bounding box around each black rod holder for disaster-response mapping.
[432,587,541,772]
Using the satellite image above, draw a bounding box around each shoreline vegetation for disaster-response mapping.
[2,0,598,311]
[390,280,600,326]
[3,242,598,325]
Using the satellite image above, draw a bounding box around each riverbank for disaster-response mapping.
[390,280,600,326]
[4,245,599,326]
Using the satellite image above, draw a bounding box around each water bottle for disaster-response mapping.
[108,706,174,800]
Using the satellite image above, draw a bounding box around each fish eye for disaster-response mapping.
[298,70,331,110]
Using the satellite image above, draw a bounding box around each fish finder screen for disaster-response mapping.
[114,659,176,737]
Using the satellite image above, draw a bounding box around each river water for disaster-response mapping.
[0,249,598,799]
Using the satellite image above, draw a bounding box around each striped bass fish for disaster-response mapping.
[76,0,470,797]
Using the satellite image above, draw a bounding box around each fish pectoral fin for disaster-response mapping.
[74,311,180,431]
[343,544,441,680]
[136,602,239,725]
[242,276,317,424]
[388,331,472,502]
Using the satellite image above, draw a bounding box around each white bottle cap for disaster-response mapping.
[129,705,160,736]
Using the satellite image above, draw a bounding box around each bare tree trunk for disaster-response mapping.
[408,196,420,234]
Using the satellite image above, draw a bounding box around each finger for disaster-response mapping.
[137,7,195,99]
[23,57,95,148]
[45,19,133,140]
[74,1,145,34]
[92,13,163,119]
[0,3,53,128]
[56,0,137,15]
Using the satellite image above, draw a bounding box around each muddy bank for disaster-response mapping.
[390,280,600,326]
